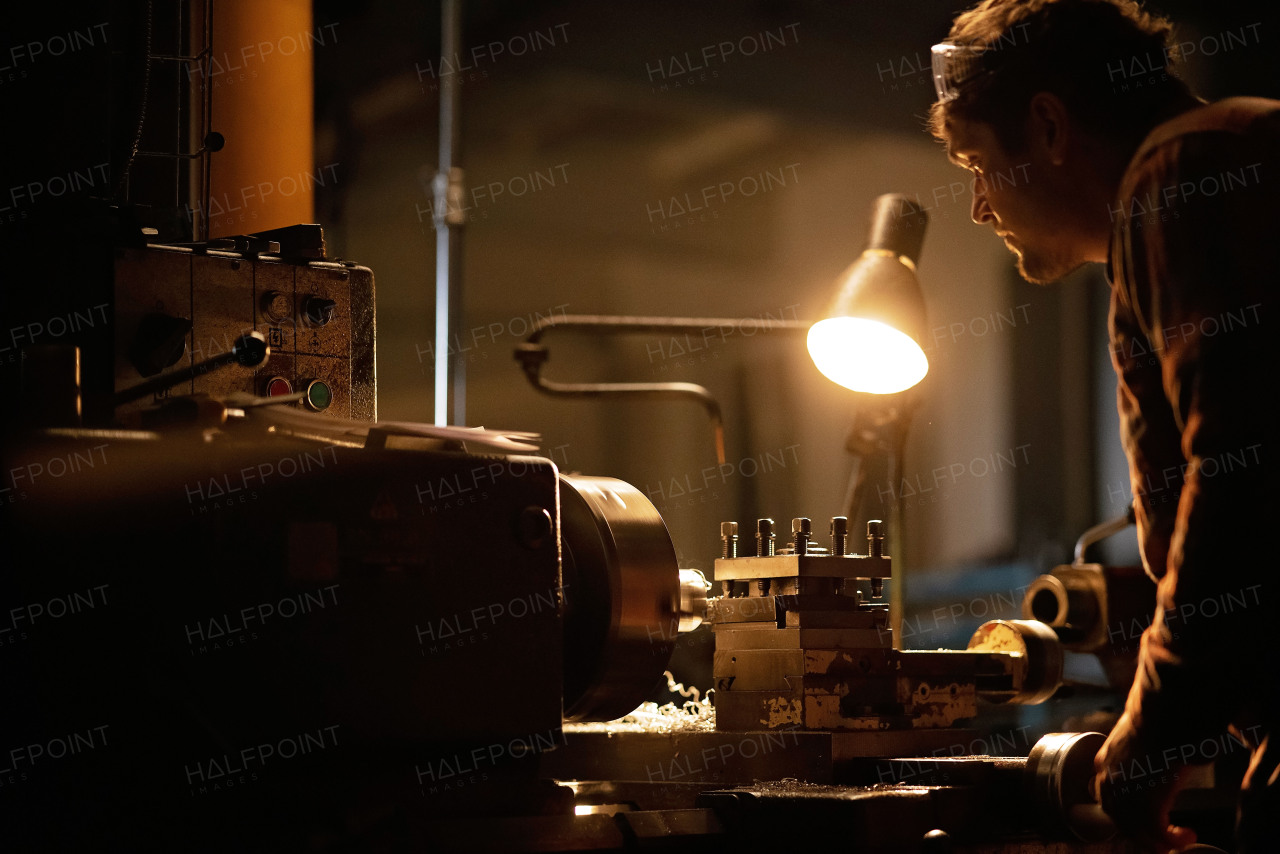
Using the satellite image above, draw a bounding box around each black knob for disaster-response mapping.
[304,296,337,327]
[231,331,270,367]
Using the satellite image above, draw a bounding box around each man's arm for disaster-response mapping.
[1096,116,1275,847]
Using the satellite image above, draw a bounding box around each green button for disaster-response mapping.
[305,379,332,411]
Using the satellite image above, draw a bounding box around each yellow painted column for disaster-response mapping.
[207,0,315,237]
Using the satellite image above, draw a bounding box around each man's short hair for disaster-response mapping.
[929,0,1193,152]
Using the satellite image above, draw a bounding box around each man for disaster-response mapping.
[929,0,1275,850]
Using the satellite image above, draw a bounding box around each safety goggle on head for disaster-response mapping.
[931,42,990,102]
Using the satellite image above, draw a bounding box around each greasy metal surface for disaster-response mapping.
[545,728,1015,786]
[827,729,985,759]
[695,775,1134,852]
[421,813,629,853]
[543,730,835,785]
[713,685,979,731]
[455,774,1136,852]
[852,755,1029,787]
[714,553,892,580]
[113,245,376,420]
[709,549,1063,732]
[713,625,888,650]
[421,808,726,853]
[697,782,960,851]
[559,474,681,722]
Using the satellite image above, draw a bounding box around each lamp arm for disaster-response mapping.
[514,314,809,466]
[524,313,809,343]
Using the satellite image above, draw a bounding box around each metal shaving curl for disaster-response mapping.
[563,672,716,733]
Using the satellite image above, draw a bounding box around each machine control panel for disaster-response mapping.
[113,244,375,420]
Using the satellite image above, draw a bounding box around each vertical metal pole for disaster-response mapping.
[891,452,906,650]
[433,0,465,425]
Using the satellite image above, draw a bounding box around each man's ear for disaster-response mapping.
[1027,92,1071,166]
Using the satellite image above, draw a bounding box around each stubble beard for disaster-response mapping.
[1010,242,1086,285]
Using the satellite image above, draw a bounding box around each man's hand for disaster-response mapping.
[1093,711,1198,851]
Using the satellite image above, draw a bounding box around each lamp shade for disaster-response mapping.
[808,195,929,394]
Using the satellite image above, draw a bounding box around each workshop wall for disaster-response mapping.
[317,0,1026,584]
[306,0,1274,641]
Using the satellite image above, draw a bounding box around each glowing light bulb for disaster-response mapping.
[807,317,928,394]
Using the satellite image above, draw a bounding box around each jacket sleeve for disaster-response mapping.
[1109,121,1274,763]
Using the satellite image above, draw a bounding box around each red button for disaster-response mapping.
[265,377,292,397]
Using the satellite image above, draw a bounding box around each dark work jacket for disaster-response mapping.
[1108,96,1278,765]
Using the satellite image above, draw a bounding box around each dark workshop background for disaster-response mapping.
[2,0,1275,695]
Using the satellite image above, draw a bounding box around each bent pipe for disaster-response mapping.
[515,315,810,466]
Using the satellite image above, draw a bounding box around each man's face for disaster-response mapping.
[945,115,1093,284]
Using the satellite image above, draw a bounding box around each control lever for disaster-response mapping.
[114,331,269,406]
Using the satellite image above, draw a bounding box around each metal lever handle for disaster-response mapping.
[114,331,269,406]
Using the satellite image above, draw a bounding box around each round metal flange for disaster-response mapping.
[559,474,680,722]
[1026,731,1114,842]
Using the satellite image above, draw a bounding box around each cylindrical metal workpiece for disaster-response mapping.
[677,568,710,633]
[1025,732,1115,842]
[967,619,1064,705]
